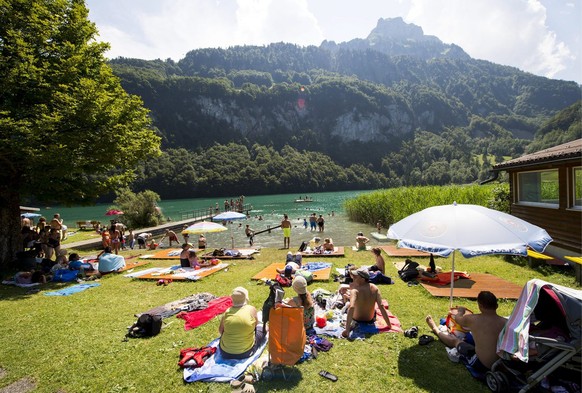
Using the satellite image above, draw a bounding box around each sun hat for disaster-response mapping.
[353,267,370,281]
[292,275,308,295]
[231,287,249,307]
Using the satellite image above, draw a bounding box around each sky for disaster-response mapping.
[85,0,581,84]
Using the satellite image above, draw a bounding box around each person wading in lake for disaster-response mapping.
[281,214,291,249]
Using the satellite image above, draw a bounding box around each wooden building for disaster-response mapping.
[491,139,581,258]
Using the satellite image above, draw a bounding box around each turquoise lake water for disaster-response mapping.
[38,190,389,249]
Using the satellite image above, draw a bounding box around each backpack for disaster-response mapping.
[398,259,420,282]
[127,313,162,338]
[298,241,308,252]
[275,273,292,287]
[295,269,313,284]
[52,269,78,282]
[342,263,355,284]
[262,280,284,333]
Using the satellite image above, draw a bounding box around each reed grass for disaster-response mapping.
[344,184,502,226]
[0,245,578,392]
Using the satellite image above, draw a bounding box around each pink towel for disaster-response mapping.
[177,296,233,331]
[376,300,403,333]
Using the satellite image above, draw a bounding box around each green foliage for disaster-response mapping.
[344,184,499,226]
[526,100,582,153]
[486,183,511,213]
[113,189,164,228]
[0,0,160,204]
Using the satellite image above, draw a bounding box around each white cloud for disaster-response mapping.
[87,0,580,82]
[405,0,576,80]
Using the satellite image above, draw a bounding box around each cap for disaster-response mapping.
[354,267,370,281]
[292,276,307,295]
[231,287,249,307]
[284,264,294,278]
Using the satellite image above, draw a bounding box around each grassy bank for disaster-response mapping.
[1,244,578,392]
[344,184,507,227]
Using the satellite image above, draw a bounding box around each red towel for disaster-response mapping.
[177,296,233,331]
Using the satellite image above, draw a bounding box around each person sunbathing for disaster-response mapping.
[323,238,334,252]
[97,246,126,274]
[342,267,391,338]
[425,291,507,370]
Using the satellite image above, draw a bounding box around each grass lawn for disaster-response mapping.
[0,246,578,392]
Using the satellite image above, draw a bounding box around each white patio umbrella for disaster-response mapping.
[183,221,228,234]
[387,202,553,306]
[212,211,247,222]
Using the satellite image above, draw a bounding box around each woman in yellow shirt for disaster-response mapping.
[219,287,265,359]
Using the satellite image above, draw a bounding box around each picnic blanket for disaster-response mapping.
[252,263,332,281]
[177,296,233,330]
[380,244,431,257]
[44,282,100,296]
[301,246,344,257]
[136,292,217,318]
[183,336,268,383]
[133,263,229,281]
[420,273,523,300]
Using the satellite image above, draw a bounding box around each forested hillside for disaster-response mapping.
[108,18,581,199]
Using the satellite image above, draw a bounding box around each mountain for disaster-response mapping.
[322,17,470,61]
[108,18,582,198]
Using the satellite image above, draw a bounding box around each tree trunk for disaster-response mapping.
[0,189,23,274]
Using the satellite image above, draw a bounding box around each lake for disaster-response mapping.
[38,190,386,249]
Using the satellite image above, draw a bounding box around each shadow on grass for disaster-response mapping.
[257,366,303,390]
[0,279,86,301]
[504,255,575,278]
[397,340,488,393]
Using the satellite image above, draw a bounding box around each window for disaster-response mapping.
[574,167,582,208]
[517,169,559,207]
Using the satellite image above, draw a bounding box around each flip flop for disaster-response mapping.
[230,374,254,388]
[319,370,338,382]
[419,334,435,345]
[404,326,418,338]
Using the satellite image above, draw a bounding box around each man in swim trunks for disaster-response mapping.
[281,214,291,249]
[425,291,507,371]
[355,232,369,250]
[342,267,391,338]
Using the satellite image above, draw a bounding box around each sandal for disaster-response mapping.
[418,334,435,345]
[404,326,418,338]
[232,383,255,393]
[230,374,254,388]
[319,370,338,382]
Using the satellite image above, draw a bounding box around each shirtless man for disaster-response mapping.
[355,232,369,250]
[425,291,507,370]
[281,214,291,249]
[370,247,386,274]
[342,267,391,338]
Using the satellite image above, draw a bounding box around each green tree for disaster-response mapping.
[0,0,161,271]
[112,189,164,229]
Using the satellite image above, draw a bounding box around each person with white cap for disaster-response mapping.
[342,266,391,338]
[219,287,266,359]
[283,275,315,335]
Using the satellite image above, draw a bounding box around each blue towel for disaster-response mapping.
[304,262,332,272]
[44,283,100,296]
[184,336,268,383]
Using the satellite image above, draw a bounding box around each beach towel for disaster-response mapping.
[177,296,233,330]
[2,280,39,288]
[304,262,332,272]
[124,268,162,278]
[183,336,268,383]
[44,282,100,296]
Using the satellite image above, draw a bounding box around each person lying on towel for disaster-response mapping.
[218,287,266,359]
[342,267,391,338]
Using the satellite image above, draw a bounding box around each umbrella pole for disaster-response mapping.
[449,251,456,308]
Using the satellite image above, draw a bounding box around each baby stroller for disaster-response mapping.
[488,279,581,393]
[261,305,306,381]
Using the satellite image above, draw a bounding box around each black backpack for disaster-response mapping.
[127,313,162,338]
[262,280,284,333]
[298,241,308,252]
[398,259,420,282]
